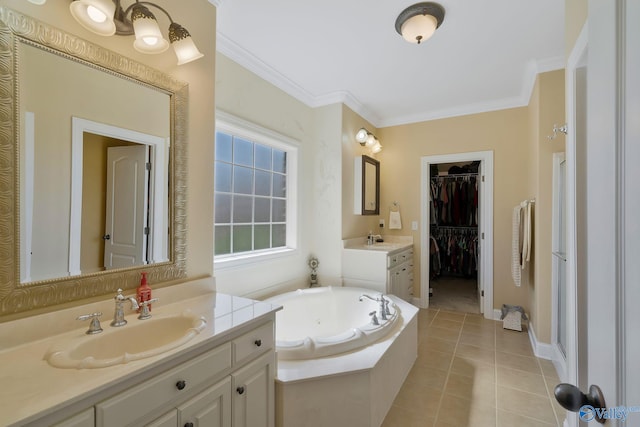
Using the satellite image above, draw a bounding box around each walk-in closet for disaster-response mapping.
[428,161,481,313]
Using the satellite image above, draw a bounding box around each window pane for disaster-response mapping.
[272,224,286,248]
[215,225,231,255]
[273,173,286,198]
[215,132,232,162]
[215,193,231,223]
[272,199,286,222]
[233,166,253,194]
[233,225,252,253]
[254,224,270,250]
[214,161,232,192]
[255,170,271,196]
[234,137,253,166]
[273,149,286,173]
[255,144,272,170]
[254,197,271,223]
[233,195,253,223]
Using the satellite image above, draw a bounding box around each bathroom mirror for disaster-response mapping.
[0,8,188,316]
[354,155,380,215]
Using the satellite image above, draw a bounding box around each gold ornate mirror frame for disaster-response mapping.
[0,7,188,317]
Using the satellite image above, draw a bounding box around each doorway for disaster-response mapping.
[420,150,494,318]
[69,117,169,276]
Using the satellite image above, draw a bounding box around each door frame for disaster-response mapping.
[559,21,588,427]
[420,150,494,318]
[69,117,169,276]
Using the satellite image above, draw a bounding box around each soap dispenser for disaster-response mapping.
[136,272,152,312]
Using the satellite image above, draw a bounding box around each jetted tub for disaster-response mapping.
[264,286,399,360]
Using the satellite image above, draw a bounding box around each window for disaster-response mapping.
[214,112,298,263]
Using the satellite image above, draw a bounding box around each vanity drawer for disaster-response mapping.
[233,321,274,366]
[96,343,232,427]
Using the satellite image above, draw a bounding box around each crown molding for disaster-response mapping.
[217,32,565,129]
[209,0,223,7]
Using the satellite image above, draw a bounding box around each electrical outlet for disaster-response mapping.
[379,219,385,228]
[411,221,418,231]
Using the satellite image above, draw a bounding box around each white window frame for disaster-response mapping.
[214,111,299,269]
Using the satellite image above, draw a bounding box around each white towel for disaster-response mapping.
[511,205,523,286]
[389,210,402,229]
[521,201,532,268]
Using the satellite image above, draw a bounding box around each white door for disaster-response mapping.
[558,1,640,425]
[104,145,148,269]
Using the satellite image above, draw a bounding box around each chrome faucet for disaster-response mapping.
[359,293,389,321]
[111,288,140,327]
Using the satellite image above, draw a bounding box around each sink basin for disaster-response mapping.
[45,311,207,369]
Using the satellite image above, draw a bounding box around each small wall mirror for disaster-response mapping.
[354,155,380,215]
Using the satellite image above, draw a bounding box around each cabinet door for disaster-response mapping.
[146,410,178,427]
[52,408,95,427]
[232,352,275,427]
[178,377,232,427]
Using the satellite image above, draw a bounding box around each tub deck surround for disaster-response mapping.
[0,280,281,427]
[265,287,400,360]
[275,295,418,427]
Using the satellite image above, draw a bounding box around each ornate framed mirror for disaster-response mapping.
[0,7,188,316]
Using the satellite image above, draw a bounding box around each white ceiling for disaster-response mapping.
[215,1,565,128]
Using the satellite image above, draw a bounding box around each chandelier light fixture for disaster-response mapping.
[68,0,204,65]
[356,128,382,154]
[395,2,445,45]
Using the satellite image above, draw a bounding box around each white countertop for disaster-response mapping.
[342,235,413,253]
[0,279,280,426]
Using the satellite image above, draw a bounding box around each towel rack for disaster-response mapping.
[390,201,400,212]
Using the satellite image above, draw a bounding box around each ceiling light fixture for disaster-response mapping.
[395,2,445,45]
[356,127,382,153]
[69,0,204,65]
[27,0,47,4]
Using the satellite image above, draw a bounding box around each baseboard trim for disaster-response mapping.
[528,323,556,361]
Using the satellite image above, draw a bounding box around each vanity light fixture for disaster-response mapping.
[356,127,383,153]
[395,2,445,45]
[69,0,204,65]
[28,0,47,4]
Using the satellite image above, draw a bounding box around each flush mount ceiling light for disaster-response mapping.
[356,127,383,153]
[395,2,445,45]
[69,0,204,65]
[27,0,47,3]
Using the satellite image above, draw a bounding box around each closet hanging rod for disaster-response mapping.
[432,172,479,179]
[431,225,478,230]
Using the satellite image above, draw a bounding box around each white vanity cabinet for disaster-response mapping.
[60,319,276,427]
[342,243,414,302]
[388,247,414,302]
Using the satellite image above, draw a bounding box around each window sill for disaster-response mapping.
[214,248,298,270]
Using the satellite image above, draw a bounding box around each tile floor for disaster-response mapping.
[382,308,565,426]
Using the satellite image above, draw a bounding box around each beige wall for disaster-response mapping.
[5,0,217,312]
[529,71,566,343]
[378,108,533,313]
[566,0,588,56]
[214,53,331,295]
[341,105,380,239]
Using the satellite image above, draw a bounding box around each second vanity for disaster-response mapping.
[0,280,280,427]
[341,236,414,302]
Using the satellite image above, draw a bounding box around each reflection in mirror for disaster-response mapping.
[19,42,170,283]
[353,155,380,215]
[0,7,188,316]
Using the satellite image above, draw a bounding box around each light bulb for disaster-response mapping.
[356,128,368,143]
[86,5,107,23]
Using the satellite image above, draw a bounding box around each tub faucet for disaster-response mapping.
[111,288,140,327]
[359,293,388,321]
